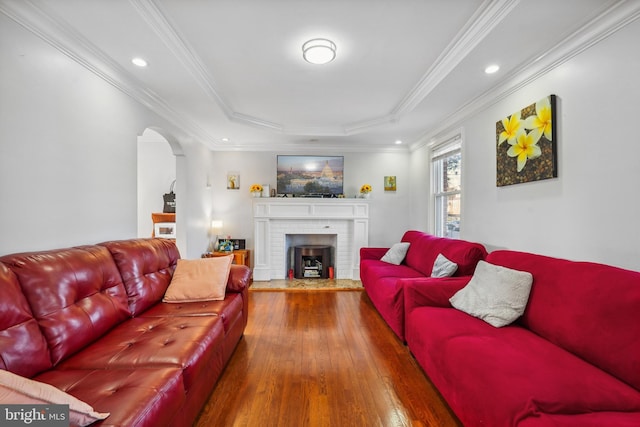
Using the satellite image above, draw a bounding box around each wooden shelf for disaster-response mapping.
[152,212,176,223]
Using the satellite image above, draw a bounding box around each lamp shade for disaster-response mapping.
[302,38,336,65]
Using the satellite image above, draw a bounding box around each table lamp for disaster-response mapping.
[209,220,223,253]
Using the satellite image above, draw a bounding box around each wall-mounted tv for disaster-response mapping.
[277,155,344,197]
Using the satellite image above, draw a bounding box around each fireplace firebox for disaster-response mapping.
[294,245,332,279]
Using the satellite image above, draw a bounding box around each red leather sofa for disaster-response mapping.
[360,230,487,341]
[0,238,251,427]
[405,250,640,426]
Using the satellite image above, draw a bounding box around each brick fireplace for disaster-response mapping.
[252,199,369,281]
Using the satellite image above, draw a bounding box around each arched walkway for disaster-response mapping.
[137,127,185,254]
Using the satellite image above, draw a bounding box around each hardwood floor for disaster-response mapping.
[195,290,461,427]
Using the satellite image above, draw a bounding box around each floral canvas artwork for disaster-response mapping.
[496,95,557,186]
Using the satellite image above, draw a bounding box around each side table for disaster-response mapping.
[202,250,251,269]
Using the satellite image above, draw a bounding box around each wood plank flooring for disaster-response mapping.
[195,290,461,427]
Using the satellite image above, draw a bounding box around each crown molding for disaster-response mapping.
[392,0,519,118]
[409,0,640,153]
[128,0,233,119]
[0,0,225,149]
[129,0,520,137]
[230,112,283,132]
[219,140,409,153]
[131,0,295,136]
[4,0,638,152]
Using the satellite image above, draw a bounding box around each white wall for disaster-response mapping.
[409,144,430,233]
[0,15,143,253]
[411,19,640,271]
[206,151,412,258]
[175,141,214,259]
[0,15,197,257]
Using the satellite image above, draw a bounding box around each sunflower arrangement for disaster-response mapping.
[249,184,263,193]
[360,184,372,194]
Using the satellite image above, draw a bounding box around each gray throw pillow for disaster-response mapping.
[380,242,410,265]
[431,253,458,278]
[449,260,533,327]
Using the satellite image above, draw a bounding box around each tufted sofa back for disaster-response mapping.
[0,263,53,377]
[401,230,487,277]
[0,245,131,366]
[99,238,179,316]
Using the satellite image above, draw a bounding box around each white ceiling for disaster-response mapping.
[1,0,635,152]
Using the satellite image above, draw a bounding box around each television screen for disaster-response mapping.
[277,155,344,196]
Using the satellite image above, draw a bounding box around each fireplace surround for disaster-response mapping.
[252,198,369,281]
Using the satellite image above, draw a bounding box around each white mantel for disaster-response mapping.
[252,198,369,281]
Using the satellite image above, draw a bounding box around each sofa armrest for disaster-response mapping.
[360,247,389,261]
[404,277,471,313]
[226,264,251,293]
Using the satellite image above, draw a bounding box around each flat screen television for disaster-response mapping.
[276,155,344,197]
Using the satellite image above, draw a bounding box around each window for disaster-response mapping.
[432,137,462,238]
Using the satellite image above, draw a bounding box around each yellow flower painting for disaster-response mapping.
[496,95,557,186]
[508,130,542,172]
[498,111,521,146]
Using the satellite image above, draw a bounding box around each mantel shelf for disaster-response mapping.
[253,198,368,220]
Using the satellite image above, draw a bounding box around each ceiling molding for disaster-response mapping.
[283,126,346,137]
[0,0,224,149]
[128,0,233,119]
[4,0,635,153]
[392,0,520,118]
[230,112,283,132]
[343,115,397,135]
[216,140,408,154]
[129,0,522,138]
[131,0,293,135]
[409,0,640,153]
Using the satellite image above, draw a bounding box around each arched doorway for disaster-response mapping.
[137,127,183,247]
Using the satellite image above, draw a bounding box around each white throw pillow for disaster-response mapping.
[380,242,410,265]
[431,253,458,278]
[449,260,533,327]
[0,369,109,426]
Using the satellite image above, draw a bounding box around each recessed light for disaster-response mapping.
[395,140,403,145]
[484,64,500,74]
[221,137,229,142]
[132,57,148,67]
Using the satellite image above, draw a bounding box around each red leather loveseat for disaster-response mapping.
[0,238,251,426]
[360,230,487,341]
[405,250,640,426]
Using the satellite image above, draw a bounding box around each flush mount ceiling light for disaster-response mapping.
[302,38,336,65]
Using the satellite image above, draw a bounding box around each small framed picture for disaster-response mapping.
[384,176,397,191]
[227,172,240,190]
[154,222,176,239]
